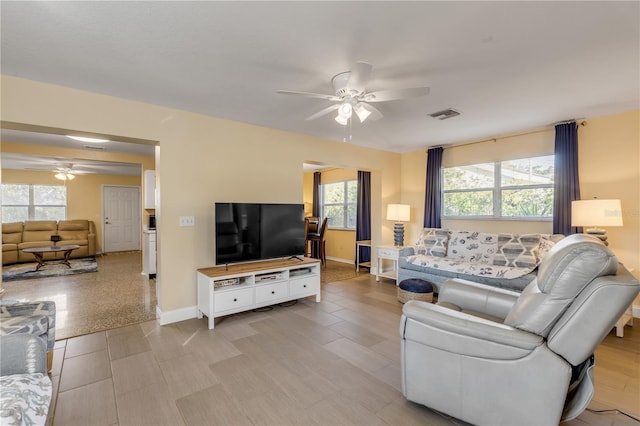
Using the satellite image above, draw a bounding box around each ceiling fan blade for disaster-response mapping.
[359,103,384,121]
[305,104,340,121]
[347,62,373,93]
[277,90,341,102]
[363,87,430,102]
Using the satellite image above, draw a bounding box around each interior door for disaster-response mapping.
[103,185,141,253]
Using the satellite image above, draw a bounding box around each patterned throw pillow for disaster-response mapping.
[447,231,499,264]
[537,234,565,262]
[415,228,449,257]
[493,234,541,268]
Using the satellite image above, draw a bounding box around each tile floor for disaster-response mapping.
[48,272,639,425]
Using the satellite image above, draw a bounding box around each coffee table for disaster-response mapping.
[22,245,81,271]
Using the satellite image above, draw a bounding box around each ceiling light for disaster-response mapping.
[335,102,353,126]
[54,171,75,181]
[354,104,371,123]
[335,114,349,125]
[66,135,109,143]
[338,102,353,118]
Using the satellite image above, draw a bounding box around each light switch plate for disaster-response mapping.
[179,216,195,227]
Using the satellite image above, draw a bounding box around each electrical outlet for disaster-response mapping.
[179,216,195,227]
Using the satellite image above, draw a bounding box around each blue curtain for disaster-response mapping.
[356,171,371,263]
[424,147,443,228]
[553,122,581,235]
[312,172,321,218]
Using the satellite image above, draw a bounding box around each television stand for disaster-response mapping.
[196,257,321,329]
[289,255,305,261]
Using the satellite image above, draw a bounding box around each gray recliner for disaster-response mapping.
[400,234,640,426]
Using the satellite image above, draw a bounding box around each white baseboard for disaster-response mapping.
[156,305,198,325]
[633,304,640,319]
[325,256,354,265]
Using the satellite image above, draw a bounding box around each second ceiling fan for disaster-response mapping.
[277,62,430,125]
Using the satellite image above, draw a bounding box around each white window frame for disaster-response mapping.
[442,155,554,220]
[321,179,357,230]
[1,184,67,222]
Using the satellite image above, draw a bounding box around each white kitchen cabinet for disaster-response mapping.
[144,170,156,209]
[143,229,156,278]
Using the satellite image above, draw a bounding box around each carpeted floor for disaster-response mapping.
[2,257,98,282]
[321,259,361,283]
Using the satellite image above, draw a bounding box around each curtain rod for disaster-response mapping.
[430,119,587,151]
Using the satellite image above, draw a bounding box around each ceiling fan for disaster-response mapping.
[54,164,80,181]
[277,62,430,125]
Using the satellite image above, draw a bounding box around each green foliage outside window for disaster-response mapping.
[443,191,493,216]
[322,180,357,229]
[442,155,554,219]
[1,184,67,222]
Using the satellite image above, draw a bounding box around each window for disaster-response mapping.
[321,179,357,229]
[442,155,554,219]
[1,184,67,222]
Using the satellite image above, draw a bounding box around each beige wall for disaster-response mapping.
[1,76,401,315]
[400,111,640,271]
[577,111,640,272]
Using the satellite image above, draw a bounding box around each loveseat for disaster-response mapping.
[2,220,97,265]
[397,228,564,292]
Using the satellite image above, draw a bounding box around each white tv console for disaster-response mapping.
[196,257,321,329]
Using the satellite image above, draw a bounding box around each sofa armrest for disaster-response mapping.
[0,301,56,351]
[0,334,47,375]
[88,232,96,256]
[437,278,520,320]
[401,300,542,358]
[399,246,416,257]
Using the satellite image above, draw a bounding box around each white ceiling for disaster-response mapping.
[1,1,638,154]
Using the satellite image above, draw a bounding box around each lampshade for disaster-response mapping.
[335,102,353,126]
[571,199,623,227]
[354,103,371,123]
[335,114,349,125]
[387,204,411,222]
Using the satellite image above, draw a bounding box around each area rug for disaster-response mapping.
[2,258,98,282]
[321,260,360,284]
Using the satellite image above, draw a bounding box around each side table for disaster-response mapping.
[376,245,402,284]
[356,240,371,272]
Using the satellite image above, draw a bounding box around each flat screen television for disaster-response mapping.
[214,202,305,264]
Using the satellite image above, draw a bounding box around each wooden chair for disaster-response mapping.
[304,217,319,257]
[307,217,328,265]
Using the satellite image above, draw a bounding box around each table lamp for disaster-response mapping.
[387,204,411,247]
[571,199,623,246]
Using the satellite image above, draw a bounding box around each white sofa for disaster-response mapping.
[397,229,564,292]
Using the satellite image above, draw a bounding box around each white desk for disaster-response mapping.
[356,240,371,272]
[376,245,402,284]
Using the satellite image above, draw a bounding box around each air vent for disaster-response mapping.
[429,108,460,120]
[83,145,105,150]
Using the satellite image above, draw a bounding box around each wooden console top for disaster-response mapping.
[197,257,320,278]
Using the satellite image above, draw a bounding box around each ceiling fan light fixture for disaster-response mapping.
[338,102,353,118]
[55,172,75,181]
[66,135,109,143]
[335,114,349,126]
[354,104,371,123]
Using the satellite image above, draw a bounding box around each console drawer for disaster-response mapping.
[214,287,254,313]
[378,247,399,259]
[255,281,289,304]
[290,276,319,298]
